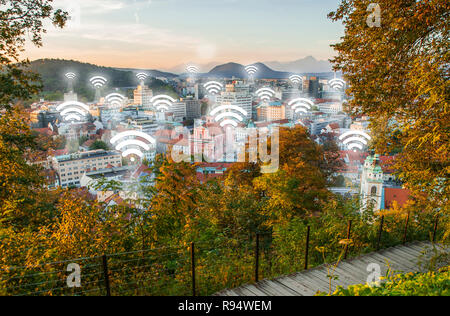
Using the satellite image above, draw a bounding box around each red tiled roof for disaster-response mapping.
[384,188,411,209]
[104,194,124,205]
[154,129,173,138]
[174,138,190,147]
[328,123,340,130]
[315,99,335,104]
[132,164,151,179]
[50,148,69,156]
[34,128,56,136]
[339,150,368,164]
[82,139,96,147]
[197,162,234,169]
[196,172,223,183]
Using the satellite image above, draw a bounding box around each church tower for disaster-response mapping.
[360,155,384,212]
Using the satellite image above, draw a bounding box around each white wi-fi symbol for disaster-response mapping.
[186,66,199,74]
[288,98,314,114]
[329,78,346,91]
[339,131,371,151]
[56,101,89,122]
[151,95,176,112]
[90,76,108,88]
[210,104,248,128]
[65,72,77,80]
[110,130,156,161]
[105,93,126,108]
[289,75,302,85]
[136,72,149,82]
[245,65,258,77]
[203,81,223,95]
[256,87,276,102]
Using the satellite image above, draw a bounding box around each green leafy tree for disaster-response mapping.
[89,140,109,151]
[0,0,67,109]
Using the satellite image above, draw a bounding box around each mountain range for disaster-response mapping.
[166,56,333,74]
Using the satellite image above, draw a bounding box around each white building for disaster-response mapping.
[134,84,153,107]
[171,101,187,122]
[216,84,253,120]
[318,102,343,114]
[52,150,123,188]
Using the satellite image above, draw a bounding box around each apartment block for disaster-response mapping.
[52,150,123,188]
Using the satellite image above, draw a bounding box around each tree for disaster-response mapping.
[147,154,201,245]
[89,140,109,151]
[253,126,332,222]
[0,0,67,109]
[0,110,51,228]
[328,0,449,211]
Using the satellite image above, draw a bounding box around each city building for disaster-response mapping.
[133,84,153,106]
[30,110,60,129]
[318,102,344,114]
[184,97,202,120]
[360,155,410,212]
[216,84,253,120]
[308,77,320,99]
[171,101,187,122]
[51,149,122,188]
[256,101,286,122]
[119,118,159,135]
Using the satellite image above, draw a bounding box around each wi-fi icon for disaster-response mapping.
[136,72,149,82]
[56,101,90,122]
[289,75,302,85]
[288,98,314,114]
[339,131,371,151]
[203,81,223,95]
[110,130,156,162]
[329,78,346,91]
[210,104,248,128]
[256,87,276,102]
[65,72,77,80]
[245,65,258,77]
[90,76,108,88]
[151,95,176,112]
[105,93,126,108]
[186,65,199,74]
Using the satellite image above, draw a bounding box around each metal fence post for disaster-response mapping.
[376,216,384,251]
[432,215,439,243]
[255,234,260,283]
[403,212,410,245]
[191,242,196,296]
[304,226,310,270]
[344,220,352,260]
[102,255,111,296]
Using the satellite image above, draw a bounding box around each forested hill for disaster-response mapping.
[26,59,177,102]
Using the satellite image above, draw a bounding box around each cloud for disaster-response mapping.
[45,21,202,51]
[59,0,127,13]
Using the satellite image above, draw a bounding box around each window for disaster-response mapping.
[371,186,377,196]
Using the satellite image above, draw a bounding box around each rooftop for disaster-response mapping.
[55,150,121,162]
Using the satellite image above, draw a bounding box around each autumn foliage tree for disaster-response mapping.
[254,126,337,223]
[328,0,449,212]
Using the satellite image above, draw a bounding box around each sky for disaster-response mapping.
[24,0,345,70]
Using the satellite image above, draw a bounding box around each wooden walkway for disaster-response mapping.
[216,241,448,296]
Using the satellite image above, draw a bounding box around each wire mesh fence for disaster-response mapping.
[0,212,447,296]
